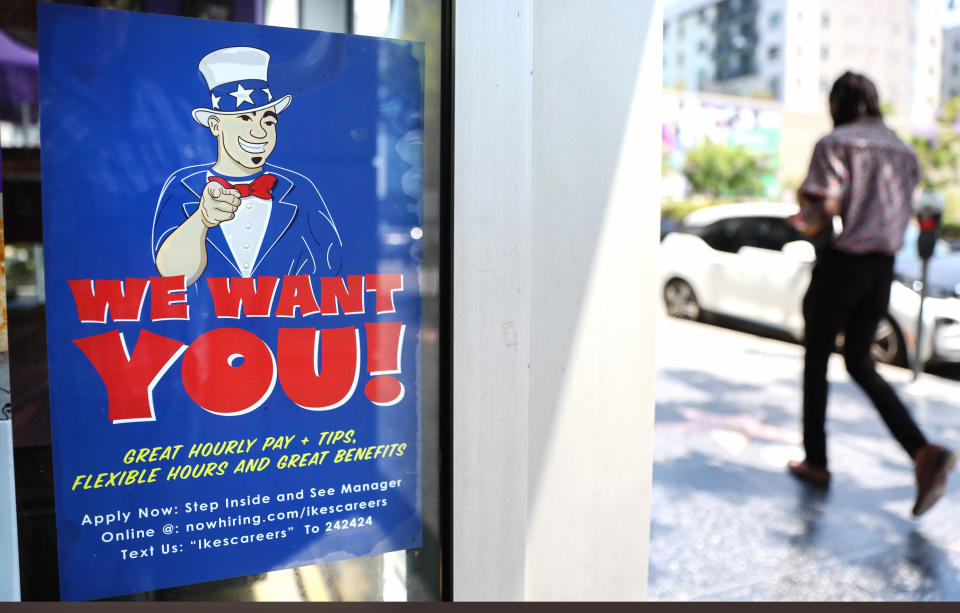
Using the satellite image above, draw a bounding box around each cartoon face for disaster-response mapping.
[209,109,278,171]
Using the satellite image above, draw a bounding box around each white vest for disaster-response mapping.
[210,173,273,277]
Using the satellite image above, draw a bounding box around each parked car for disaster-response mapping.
[659,202,960,366]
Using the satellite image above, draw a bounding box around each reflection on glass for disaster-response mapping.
[8,0,444,602]
[5,243,44,308]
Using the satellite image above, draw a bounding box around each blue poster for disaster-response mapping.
[38,4,424,601]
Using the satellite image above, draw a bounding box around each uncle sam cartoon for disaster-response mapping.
[152,46,343,286]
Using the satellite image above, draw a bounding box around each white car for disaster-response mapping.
[659,202,960,366]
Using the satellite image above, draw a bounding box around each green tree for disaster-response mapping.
[682,139,767,198]
[909,97,960,190]
[907,97,960,235]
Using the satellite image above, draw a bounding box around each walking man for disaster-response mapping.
[788,71,955,516]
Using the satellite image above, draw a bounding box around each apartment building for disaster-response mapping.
[944,24,960,100]
[664,0,942,124]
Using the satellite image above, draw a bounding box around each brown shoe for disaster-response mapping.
[788,460,831,487]
[913,445,957,517]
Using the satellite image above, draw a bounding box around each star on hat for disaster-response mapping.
[192,47,292,126]
[229,83,255,107]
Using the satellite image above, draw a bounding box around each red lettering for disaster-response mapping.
[365,377,404,407]
[181,328,276,415]
[366,322,404,373]
[365,274,403,314]
[364,322,405,406]
[206,276,279,318]
[69,278,150,323]
[73,330,186,422]
[150,275,189,321]
[277,327,359,410]
[319,275,365,315]
[274,275,320,317]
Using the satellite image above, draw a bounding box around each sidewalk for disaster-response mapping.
[650,314,960,601]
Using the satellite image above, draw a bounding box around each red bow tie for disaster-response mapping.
[208,174,277,199]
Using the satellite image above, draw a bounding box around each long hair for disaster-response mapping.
[829,71,882,127]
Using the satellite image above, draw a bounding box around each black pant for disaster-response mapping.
[802,249,927,468]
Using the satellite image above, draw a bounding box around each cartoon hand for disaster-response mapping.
[198,182,242,228]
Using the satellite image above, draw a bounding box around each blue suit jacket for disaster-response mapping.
[152,162,343,288]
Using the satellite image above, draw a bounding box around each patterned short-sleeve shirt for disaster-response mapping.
[800,118,919,255]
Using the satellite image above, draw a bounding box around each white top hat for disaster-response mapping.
[192,46,292,127]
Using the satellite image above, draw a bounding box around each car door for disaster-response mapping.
[733,216,812,335]
[697,217,763,321]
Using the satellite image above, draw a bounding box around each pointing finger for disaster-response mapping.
[210,202,238,214]
[211,191,241,206]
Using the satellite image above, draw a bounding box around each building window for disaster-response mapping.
[768,12,781,28]
[698,40,707,53]
[678,23,685,39]
[698,8,706,23]
[952,63,959,76]
[821,46,829,59]
[822,14,830,28]
[767,45,779,60]
[769,76,780,98]
[678,52,685,68]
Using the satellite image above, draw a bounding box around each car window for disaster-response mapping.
[739,216,800,251]
[697,219,745,253]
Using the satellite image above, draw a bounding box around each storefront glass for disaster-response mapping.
[2,0,446,601]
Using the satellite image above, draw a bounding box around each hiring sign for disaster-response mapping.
[38,4,424,600]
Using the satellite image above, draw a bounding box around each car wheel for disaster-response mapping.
[664,279,701,321]
[871,316,906,367]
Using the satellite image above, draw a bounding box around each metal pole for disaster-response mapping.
[913,257,929,381]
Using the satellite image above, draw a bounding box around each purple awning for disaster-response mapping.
[0,28,39,123]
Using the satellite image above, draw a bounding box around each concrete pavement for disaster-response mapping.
[649,313,960,601]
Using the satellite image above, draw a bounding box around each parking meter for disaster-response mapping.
[917,190,944,260]
[913,189,944,380]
